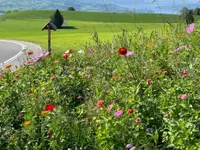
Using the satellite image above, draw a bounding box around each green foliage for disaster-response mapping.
[50,9,64,29]
[1,22,200,149]
[67,6,76,11]
[180,7,194,25]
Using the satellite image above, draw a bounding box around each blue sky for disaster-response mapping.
[110,0,200,14]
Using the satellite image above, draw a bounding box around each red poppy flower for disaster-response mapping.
[182,72,189,77]
[45,104,56,111]
[128,109,134,114]
[47,131,53,137]
[146,78,152,84]
[62,53,69,59]
[96,100,104,107]
[118,47,127,55]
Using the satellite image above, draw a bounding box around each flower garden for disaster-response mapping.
[1,23,200,150]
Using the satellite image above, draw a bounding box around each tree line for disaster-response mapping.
[180,7,200,25]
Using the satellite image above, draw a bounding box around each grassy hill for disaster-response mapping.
[1,10,182,23]
[0,10,193,54]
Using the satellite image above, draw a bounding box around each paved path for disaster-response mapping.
[0,40,24,63]
[0,40,44,70]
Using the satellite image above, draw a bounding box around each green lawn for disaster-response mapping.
[2,10,181,23]
[0,10,185,54]
[0,19,172,53]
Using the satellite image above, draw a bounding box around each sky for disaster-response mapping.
[110,0,200,14]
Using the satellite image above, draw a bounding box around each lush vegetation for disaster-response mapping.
[1,22,200,149]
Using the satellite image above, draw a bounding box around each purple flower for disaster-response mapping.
[126,144,132,149]
[146,128,152,133]
[130,147,136,150]
[114,110,123,117]
[187,23,195,34]
[126,51,134,56]
[77,95,83,100]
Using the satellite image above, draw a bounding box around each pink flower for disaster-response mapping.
[187,23,195,34]
[135,118,142,123]
[126,51,134,56]
[77,95,83,100]
[114,110,123,117]
[165,112,169,117]
[178,94,188,100]
[162,71,168,75]
[169,45,187,53]
[107,104,113,112]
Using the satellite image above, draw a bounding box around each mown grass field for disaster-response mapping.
[0,10,186,54]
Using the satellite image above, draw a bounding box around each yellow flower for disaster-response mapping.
[151,39,156,43]
[28,93,33,97]
[45,91,50,94]
[163,36,169,40]
[145,45,151,49]
[24,121,31,126]
[10,135,14,140]
[100,107,104,112]
[41,110,48,115]
[177,34,183,38]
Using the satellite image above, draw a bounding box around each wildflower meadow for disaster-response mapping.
[1,23,200,150]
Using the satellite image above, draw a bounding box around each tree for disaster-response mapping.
[180,7,194,25]
[67,6,76,11]
[185,10,194,25]
[50,9,64,29]
[194,7,200,15]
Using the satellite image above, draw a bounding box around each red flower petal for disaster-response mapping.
[118,47,127,55]
[128,109,134,114]
[62,53,69,59]
[96,100,104,107]
[45,104,56,111]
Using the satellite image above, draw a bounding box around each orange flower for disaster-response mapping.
[163,36,169,40]
[145,45,151,49]
[27,51,33,55]
[41,110,48,115]
[28,93,33,97]
[151,39,156,43]
[111,76,115,80]
[97,100,104,107]
[5,64,12,69]
[24,121,31,126]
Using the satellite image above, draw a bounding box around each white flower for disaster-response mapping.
[78,49,84,54]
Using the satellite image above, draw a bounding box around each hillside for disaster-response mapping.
[0,0,131,13]
[0,10,181,23]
